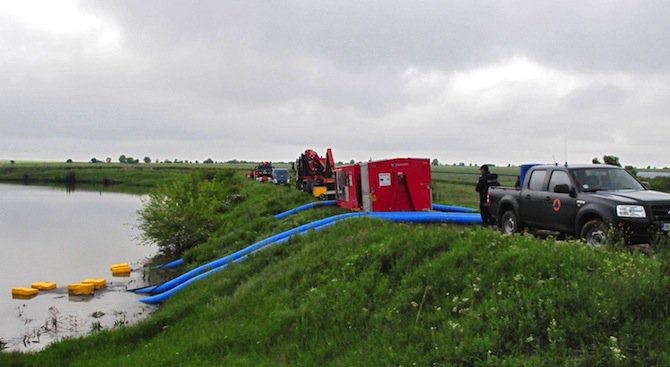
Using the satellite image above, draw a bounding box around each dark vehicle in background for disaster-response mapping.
[272,168,290,185]
[488,164,670,245]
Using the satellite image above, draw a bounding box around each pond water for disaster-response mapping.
[0,184,158,351]
[638,171,670,179]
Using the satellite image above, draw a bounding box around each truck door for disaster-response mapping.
[543,170,578,233]
[519,169,548,226]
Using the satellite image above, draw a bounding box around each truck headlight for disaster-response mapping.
[616,205,646,218]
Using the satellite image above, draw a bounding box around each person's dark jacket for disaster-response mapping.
[476,172,500,202]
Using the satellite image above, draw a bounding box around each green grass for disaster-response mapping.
[4,221,670,366]
[4,172,670,365]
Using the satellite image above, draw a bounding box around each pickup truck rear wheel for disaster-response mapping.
[581,219,608,246]
[500,210,520,234]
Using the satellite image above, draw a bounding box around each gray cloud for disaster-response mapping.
[1,1,669,166]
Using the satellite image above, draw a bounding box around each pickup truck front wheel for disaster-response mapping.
[500,210,520,234]
[580,219,608,246]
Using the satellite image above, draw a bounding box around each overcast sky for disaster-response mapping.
[1,1,669,166]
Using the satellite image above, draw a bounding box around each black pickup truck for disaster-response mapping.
[488,164,670,245]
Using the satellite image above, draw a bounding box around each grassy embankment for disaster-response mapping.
[2,167,670,365]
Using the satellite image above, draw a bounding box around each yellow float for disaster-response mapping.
[68,283,95,296]
[12,287,38,299]
[82,278,107,289]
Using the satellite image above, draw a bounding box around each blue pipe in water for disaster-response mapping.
[140,256,249,304]
[274,200,337,220]
[432,204,478,213]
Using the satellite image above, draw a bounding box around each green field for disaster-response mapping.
[0,161,505,207]
[3,163,670,365]
[0,160,668,210]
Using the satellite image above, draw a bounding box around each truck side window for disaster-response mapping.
[528,170,547,191]
[548,171,571,192]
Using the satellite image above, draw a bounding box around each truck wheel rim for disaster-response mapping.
[587,229,606,246]
[503,216,515,233]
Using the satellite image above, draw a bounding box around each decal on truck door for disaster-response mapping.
[553,198,561,212]
[379,173,391,187]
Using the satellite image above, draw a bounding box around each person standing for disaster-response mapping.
[476,165,500,226]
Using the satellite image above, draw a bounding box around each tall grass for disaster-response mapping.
[4,222,670,366]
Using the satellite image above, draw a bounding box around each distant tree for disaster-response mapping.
[66,159,73,163]
[164,159,172,164]
[603,155,621,167]
[105,157,112,163]
[625,165,638,176]
[118,155,127,163]
[203,158,214,164]
[592,157,601,164]
[431,158,440,166]
[90,157,101,163]
[349,159,355,164]
[143,156,151,164]
[10,160,15,164]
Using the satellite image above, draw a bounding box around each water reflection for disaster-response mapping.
[0,184,158,351]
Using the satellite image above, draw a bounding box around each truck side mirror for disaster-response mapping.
[554,184,571,194]
[641,182,651,190]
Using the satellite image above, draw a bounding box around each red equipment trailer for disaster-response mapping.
[336,158,432,212]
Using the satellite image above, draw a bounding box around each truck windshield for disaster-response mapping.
[572,168,643,192]
[273,170,288,178]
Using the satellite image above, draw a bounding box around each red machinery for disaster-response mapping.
[336,158,432,212]
[247,161,273,182]
[295,148,336,199]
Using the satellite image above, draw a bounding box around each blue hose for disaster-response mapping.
[138,211,481,303]
[370,211,483,224]
[159,258,185,269]
[140,256,249,304]
[152,206,475,280]
[432,204,478,213]
[142,212,364,297]
[274,200,337,219]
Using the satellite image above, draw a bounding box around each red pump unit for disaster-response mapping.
[336,158,432,212]
[335,163,362,210]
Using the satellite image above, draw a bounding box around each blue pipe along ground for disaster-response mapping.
[431,203,478,213]
[274,200,337,219]
[158,258,185,269]
[151,203,477,272]
[137,210,482,304]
